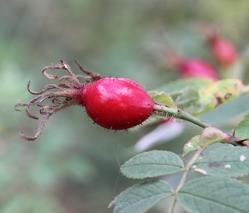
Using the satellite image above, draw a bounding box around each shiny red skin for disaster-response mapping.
[178,59,218,80]
[81,77,154,130]
[209,36,237,67]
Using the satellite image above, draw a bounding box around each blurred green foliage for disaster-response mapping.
[1,0,249,212]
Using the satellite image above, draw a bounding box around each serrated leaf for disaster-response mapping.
[177,176,249,213]
[194,143,249,177]
[235,113,249,140]
[120,151,184,179]
[110,180,171,213]
[149,91,176,108]
[158,78,212,94]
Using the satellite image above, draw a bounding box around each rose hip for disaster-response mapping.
[208,35,237,67]
[177,59,218,80]
[15,60,154,140]
[163,48,218,80]
[82,77,154,130]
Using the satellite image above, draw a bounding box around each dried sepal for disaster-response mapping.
[15,60,102,141]
[74,59,102,81]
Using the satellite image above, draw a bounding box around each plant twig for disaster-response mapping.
[153,104,249,147]
[153,104,209,128]
[168,147,205,213]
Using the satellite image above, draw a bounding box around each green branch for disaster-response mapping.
[167,147,204,213]
[153,104,248,147]
[153,104,209,128]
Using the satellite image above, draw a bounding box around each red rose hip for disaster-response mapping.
[195,23,237,67]
[162,48,218,80]
[16,60,155,140]
[82,77,154,130]
[209,35,237,67]
[177,59,218,80]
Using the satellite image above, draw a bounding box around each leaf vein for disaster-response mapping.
[179,191,248,213]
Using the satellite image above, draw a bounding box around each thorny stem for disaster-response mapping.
[153,104,209,128]
[153,104,248,146]
[168,147,205,213]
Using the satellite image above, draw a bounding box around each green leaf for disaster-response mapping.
[110,180,171,213]
[158,78,212,94]
[157,79,211,114]
[198,79,243,113]
[235,113,249,140]
[121,151,184,179]
[177,176,249,213]
[193,143,249,177]
[149,91,176,108]
[200,93,249,125]
[157,79,244,116]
